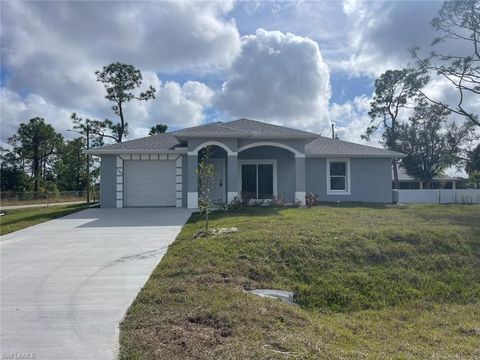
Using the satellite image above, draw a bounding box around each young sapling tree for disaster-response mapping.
[196,146,215,231]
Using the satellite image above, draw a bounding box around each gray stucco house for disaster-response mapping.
[88,118,404,208]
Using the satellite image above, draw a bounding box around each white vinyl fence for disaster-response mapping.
[394,189,480,204]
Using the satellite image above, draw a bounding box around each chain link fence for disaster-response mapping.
[0,191,100,206]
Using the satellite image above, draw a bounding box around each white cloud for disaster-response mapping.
[0,89,75,144]
[329,80,478,146]
[0,1,239,110]
[1,1,240,72]
[329,95,380,145]
[422,75,480,127]
[215,29,331,132]
[338,0,442,77]
[2,0,475,170]
[342,0,360,16]
[0,1,233,141]
[1,77,214,143]
[130,79,214,137]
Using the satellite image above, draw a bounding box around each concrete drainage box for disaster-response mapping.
[248,289,296,305]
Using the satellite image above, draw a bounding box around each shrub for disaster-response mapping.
[271,194,286,207]
[305,192,319,207]
[228,196,243,211]
[293,199,303,207]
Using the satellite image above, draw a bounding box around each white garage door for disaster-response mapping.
[124,160,176,207]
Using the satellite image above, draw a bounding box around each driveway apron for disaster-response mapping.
[1,208,192,360]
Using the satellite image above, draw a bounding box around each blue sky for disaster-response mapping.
[1,0,468,147]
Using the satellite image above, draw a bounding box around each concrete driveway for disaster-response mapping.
[0,208,192,360]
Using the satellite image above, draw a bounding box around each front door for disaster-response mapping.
[209,158,225,204]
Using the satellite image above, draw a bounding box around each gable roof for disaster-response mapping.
[87,118,404,158]
[172,118,319,139]
[305,136,405,158]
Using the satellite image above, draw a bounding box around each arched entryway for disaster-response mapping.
[186,140,305,208]
[186,141,237,208]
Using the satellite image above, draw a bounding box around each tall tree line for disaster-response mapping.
[1,117,90,192]
[364,0,480,188]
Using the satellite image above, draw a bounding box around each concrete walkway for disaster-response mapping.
[0,208,192,360]
[0,200,89,210]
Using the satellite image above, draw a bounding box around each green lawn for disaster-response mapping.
[120,204,480,360]
[0,203,90,235]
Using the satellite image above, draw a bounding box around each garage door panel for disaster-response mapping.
[124,160,176,207]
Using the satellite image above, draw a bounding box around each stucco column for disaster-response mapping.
[227,155,238,203]
[295,155,306,205]
[187,154,198,208]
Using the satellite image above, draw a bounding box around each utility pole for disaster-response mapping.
[85,119,90,204]
[331,123,335,139]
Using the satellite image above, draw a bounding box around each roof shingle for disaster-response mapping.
[224,118,319,138]
[172,118,318,138]
[89,133,181,152]
[305,136,404,157]
[172,122,248,136]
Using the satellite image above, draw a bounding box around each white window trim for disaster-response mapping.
[326,158,351,195]
[237,142,304,157]
[188,141,237,156]
[238,159,277,199]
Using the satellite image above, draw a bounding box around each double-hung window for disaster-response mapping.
[327,159,350,195]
